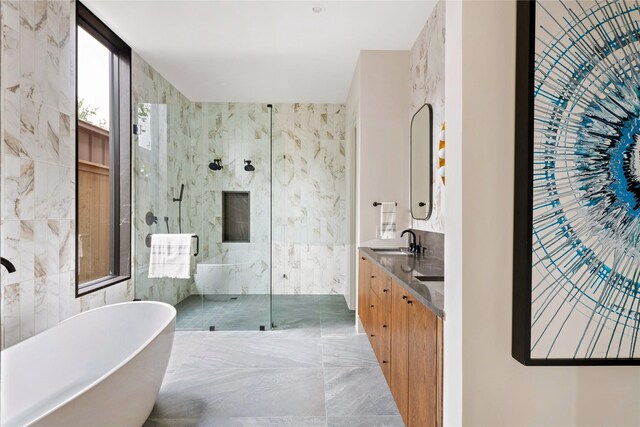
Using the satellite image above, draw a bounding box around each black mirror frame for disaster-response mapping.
[410,103,433,221]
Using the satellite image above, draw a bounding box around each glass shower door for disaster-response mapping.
[193,103,273,331]
[133,101,205,330]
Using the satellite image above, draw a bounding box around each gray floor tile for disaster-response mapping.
[151,294,397,426]
[320,312,357,337]
[144,416,327,427]
[196,417,327,427]
[322,335,378,368]
[327,416,405,427]
[152,367,326,419]
[316,295,348,305]
[144,418,200,427]
[324,367,400,417]
[184,335,323,368]
[166,332,208,374]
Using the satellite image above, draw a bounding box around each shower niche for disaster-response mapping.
[222,191,250,243]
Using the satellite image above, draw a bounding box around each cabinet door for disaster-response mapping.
[374,271,392,310]
[376,297,391,383]
[357,254,371,330]
[407,296,438,427]
[390,280,409,424]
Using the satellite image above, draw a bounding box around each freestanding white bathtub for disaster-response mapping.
[1,301,176,427]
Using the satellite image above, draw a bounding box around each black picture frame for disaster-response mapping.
[512,0,640,366]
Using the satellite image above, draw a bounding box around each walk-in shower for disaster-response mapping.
[133,98,275,330]
[132,64,349,332]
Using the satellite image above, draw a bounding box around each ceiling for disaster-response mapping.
[83,1,437,104]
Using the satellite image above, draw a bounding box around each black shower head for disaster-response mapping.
[244,160,255,172]
[209,159,223,171]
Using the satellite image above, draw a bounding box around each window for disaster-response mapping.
[76,2,131,296]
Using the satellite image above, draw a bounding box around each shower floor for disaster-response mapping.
[174,294,354,332]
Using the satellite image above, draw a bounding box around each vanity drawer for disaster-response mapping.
[371,265,392,305]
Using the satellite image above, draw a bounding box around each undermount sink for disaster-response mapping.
[370,247,412,256]
[415,275,444,282]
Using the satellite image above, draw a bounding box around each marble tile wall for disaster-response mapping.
[191,102,272,295]
[271,103,347,295]
[409,0,445,233]
[0,0,133,350]
[136,93,348,298]
[191,102,347,295]
[132,53,196,305]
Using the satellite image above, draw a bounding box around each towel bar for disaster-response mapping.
[192,235,199,257]
[373,202,397,207]
[145,233,199,256]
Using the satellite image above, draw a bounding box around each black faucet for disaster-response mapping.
[401,229,417,253]
[1,257,16,273]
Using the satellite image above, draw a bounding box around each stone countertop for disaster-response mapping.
[359,247,445,319]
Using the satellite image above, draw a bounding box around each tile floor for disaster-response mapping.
[174,294,271,330]
[145,295,403,426]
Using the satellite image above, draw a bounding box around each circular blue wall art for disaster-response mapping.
[530,0,640,360]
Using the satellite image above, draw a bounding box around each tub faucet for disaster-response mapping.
[1,257,16,273]
[400,229,417,253]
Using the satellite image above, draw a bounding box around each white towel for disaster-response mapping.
[148,234,193,279]
[379,202,397,239]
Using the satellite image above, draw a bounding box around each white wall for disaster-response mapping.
[443,1,462,425]
[345,60,361,309]
[446,1,640,425]
[356,51,410,247]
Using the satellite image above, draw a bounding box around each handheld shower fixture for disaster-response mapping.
[172,184,185,233]
[244,160,255,172]
[209,159,223,171]
[173,183,184,203]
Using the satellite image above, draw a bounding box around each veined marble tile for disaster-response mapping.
[37,105,60,163]
[46,272,60,328]
[79,287,106,312]
[2,283,21,347]
[58,219,73,273]
[2,154,20,220]
[18,220,35,282]
[19,279,35,340]
[33,219,47,278]
[2,219,20,285]
[34,276,48,334]
[2,0,20,31]
[2,84,22,158]
[19,97,41,160]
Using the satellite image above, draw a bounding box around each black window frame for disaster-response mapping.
[75,2,132,297]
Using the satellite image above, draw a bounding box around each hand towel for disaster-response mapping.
[148,234,193,279]
[379,202,397,239]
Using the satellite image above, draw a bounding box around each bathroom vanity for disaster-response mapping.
[358,247,444,427]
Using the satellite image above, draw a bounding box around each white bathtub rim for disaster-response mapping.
[5,301,176,427]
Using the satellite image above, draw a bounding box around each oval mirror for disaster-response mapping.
[410,103,433,220]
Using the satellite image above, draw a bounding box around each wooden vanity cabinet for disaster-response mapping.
[358,250,442,427]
